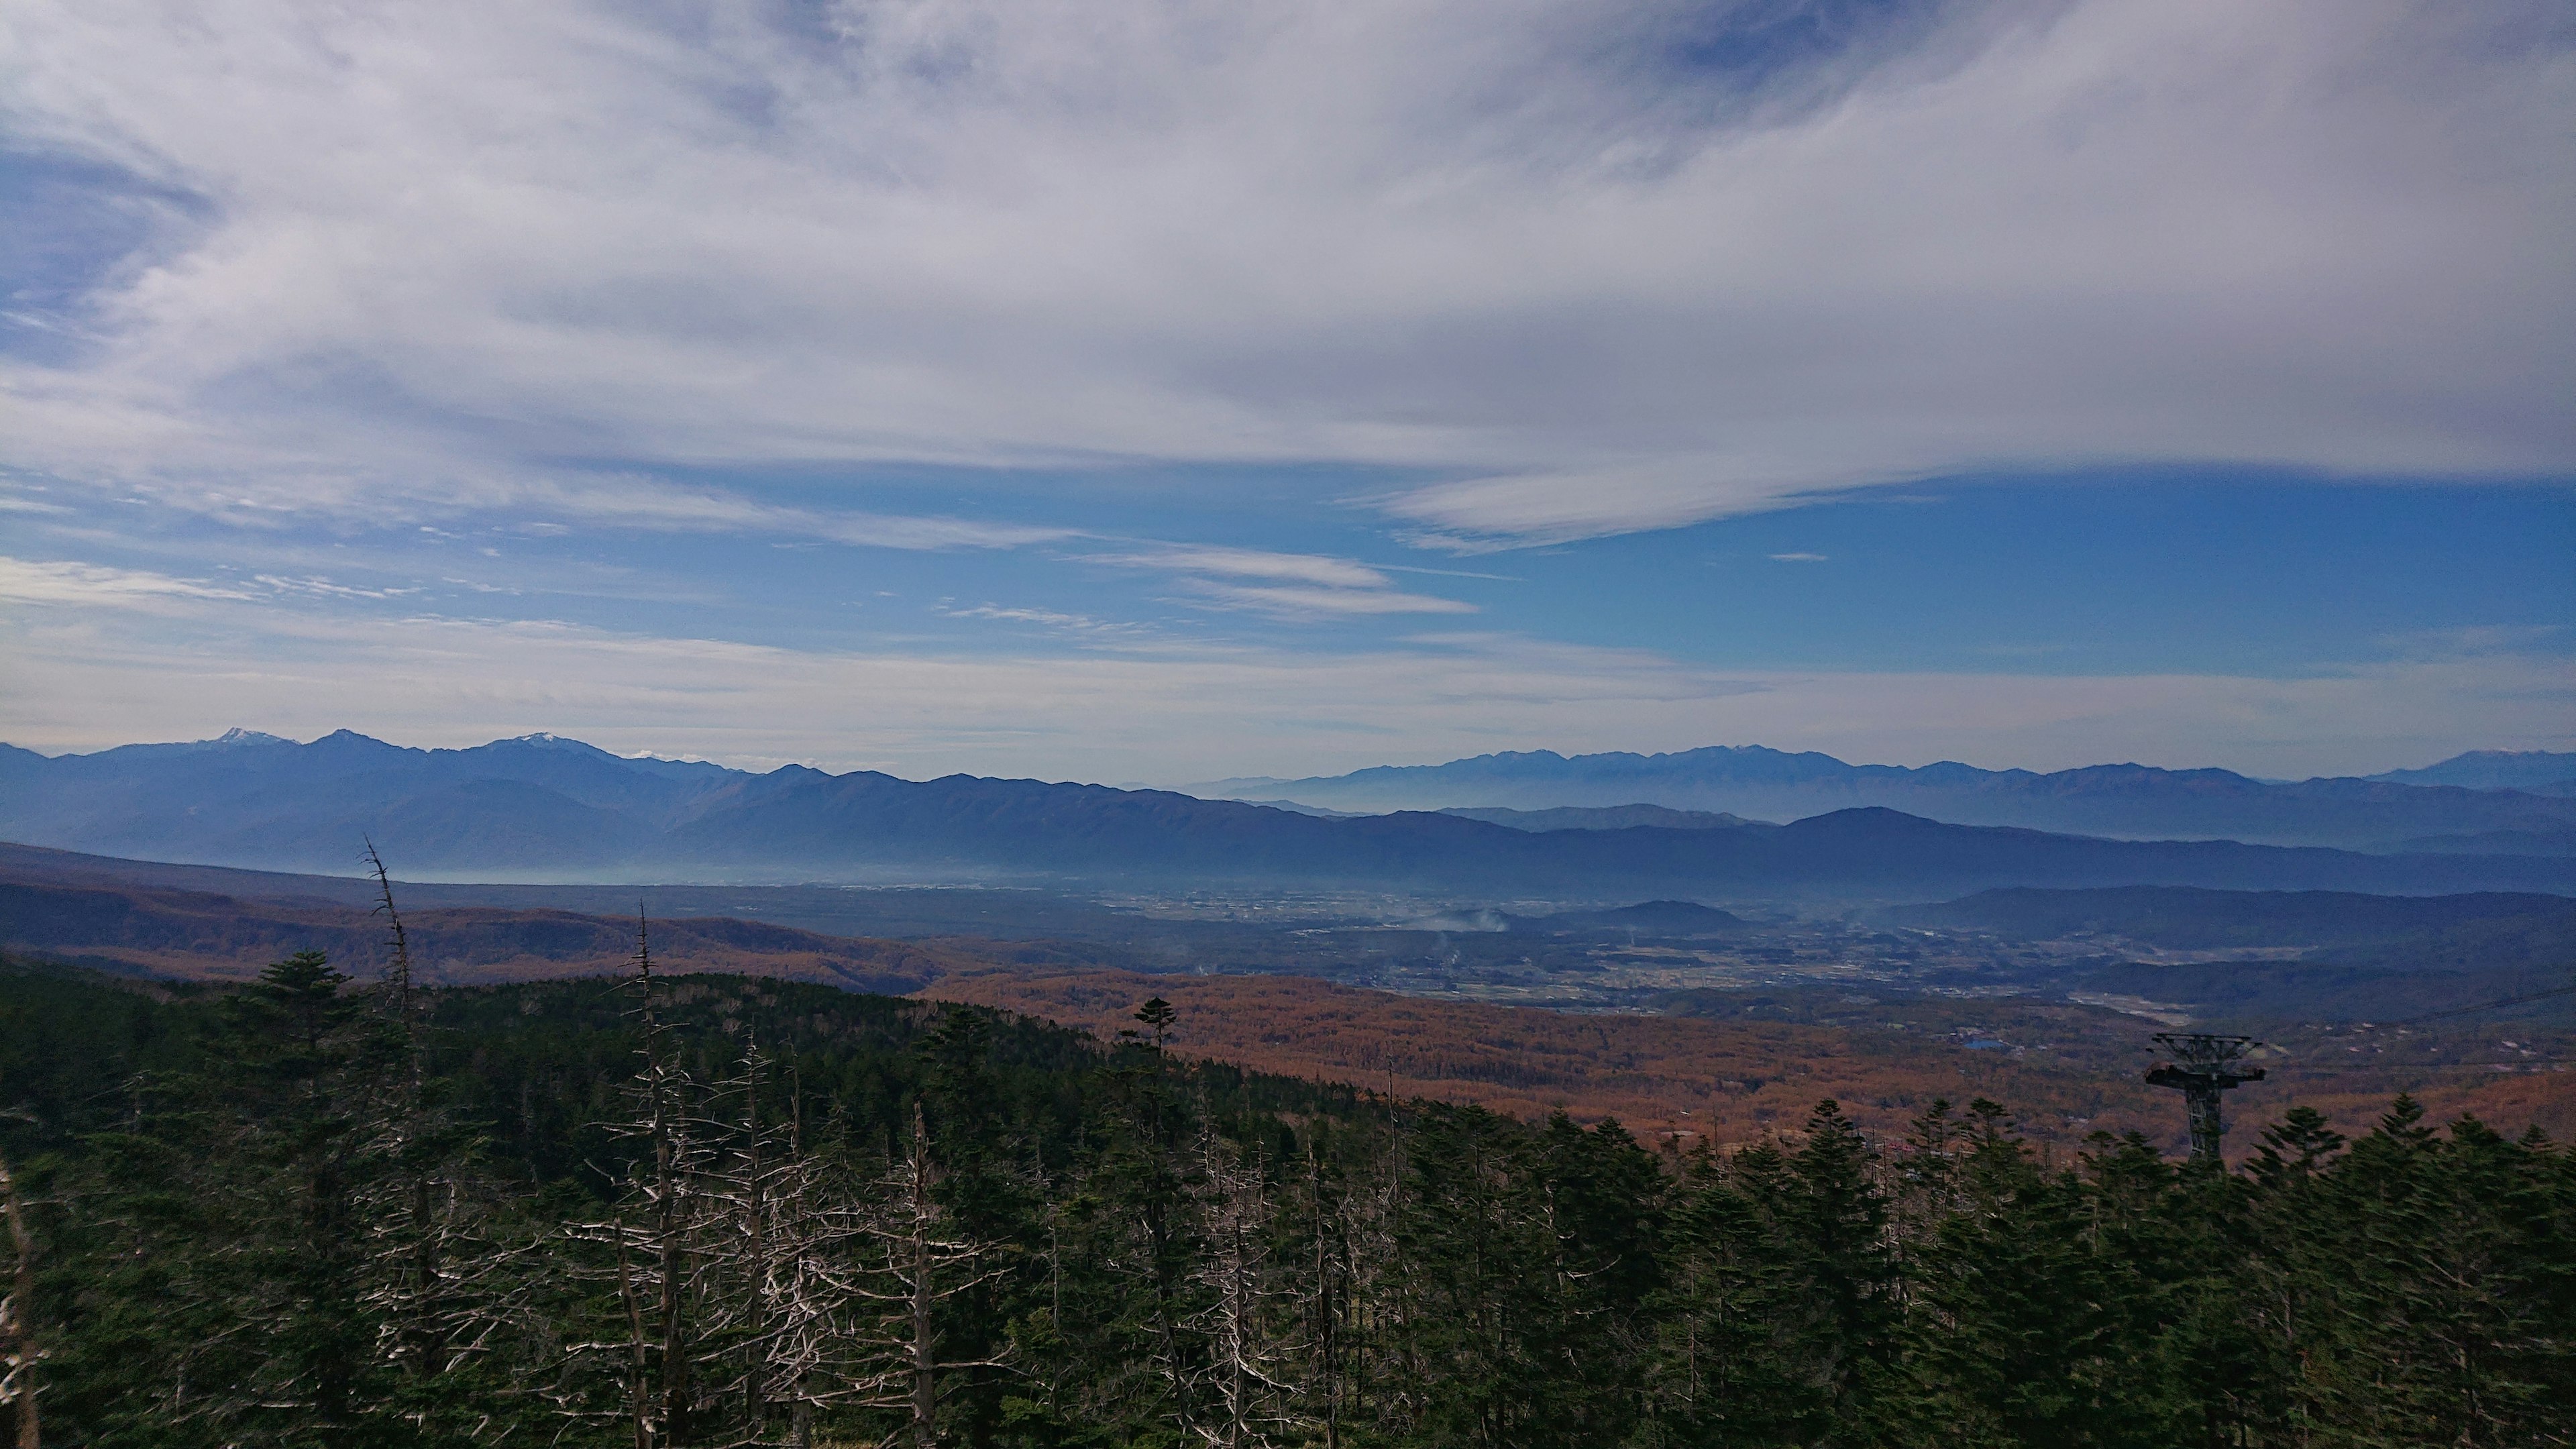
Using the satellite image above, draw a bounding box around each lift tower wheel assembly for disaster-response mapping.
[2145,1032,2265,1163]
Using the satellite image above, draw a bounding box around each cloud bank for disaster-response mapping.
[5,563,2567,782]
[3,0,2567,544]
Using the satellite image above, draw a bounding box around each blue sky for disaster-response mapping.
[3,1,2571,783]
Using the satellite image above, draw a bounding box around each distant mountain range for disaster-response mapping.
[1193,745,2576,852]
[3,730,2572,900]
[2363,749,2576,794]
[1440,804,1757,832]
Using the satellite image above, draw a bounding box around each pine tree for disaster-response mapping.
[1387,1103,1564,1447]
[1779,1099,1896,1441]
[1074,996,1213,1442]
[1890,1100,2161,1448]
[1637,1143,1804,1446]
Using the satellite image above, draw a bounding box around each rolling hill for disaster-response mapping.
[0,877,965,991]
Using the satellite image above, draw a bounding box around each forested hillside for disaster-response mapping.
[0,951,2567,1448]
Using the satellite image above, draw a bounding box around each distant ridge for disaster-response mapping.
[1191,744,2576,851]
[3,731,2571,899]
[1507,900,1749,935]
[1440,804,1760,831]
[2365,749,2576,794]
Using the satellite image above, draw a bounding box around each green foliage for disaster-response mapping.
[0,957,2570,1447]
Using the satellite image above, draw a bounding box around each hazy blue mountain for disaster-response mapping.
[2365,749,2576,794]
[0,729,741,873]
[5,732,2573,898]
[1191,745,2576,850]
[1234,798,1369,818]
[1439,804,1759,830]
[1505,900,1750,935]
[2390,828,2576,857]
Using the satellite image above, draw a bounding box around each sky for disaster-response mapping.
[2,0,2571,784]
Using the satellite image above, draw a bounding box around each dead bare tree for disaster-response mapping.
[0,1151,39,1449]
[689,1042,877,1448]
[1300,1144,1352,1449]
[557,928,932,1448]
[1189,1129,1305,1448]
[355,843,517,1405]
[830,1103,1014,1449]
[559,914,728,1447]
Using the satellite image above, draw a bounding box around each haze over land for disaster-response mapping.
[8,729,2575,892]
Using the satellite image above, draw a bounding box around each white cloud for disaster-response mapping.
[0,0,2562,545]
[509,478,1079,551]
[253,574,421,601]
[0,555,251,607]
[1769,551,1828,563]
[1094,545,1393,591]
[935,602,1141,635]
[1179,580,1479,617]
[1085,543,1476,617]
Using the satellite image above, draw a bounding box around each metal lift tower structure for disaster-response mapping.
[2145,1033,2265,1163]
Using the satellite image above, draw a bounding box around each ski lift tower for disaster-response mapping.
[2146,1033,2265,1163]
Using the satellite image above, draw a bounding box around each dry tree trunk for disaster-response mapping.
[824,1102,1009,1447]
[637,916,695,1446]
[1306,1146,1342,1449]
[362,843,461,1384]
[910,1110,937,1449]
[0,1152,37,1449]
[1186,1124,1315,1449]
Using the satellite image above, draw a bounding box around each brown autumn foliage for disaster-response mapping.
[920,966,2576,1156]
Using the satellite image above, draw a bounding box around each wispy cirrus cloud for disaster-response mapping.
[1087,543,1477,618]
[509,478,1080,551]
[1179,582,1478,618]
[934,602,1144,635]
[252,574,423,602]
[0,554,251,608]
[1093,546,1395,591]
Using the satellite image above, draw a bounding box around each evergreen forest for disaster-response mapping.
[0,937,2567,1448]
